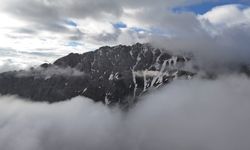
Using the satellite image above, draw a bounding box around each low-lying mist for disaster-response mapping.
[0,74,250,150]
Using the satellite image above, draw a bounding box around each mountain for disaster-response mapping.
[0,43,194,107]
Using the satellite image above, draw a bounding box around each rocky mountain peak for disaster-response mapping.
[0,43,194,107]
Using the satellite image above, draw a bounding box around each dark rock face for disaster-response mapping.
[0,43,194,107]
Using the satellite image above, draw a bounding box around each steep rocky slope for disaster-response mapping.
[0,43,194,107]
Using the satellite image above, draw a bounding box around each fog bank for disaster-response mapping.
[0,75,250,150]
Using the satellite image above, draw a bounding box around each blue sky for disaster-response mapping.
[113,21,127,29]
[174,0,250,14]
[65,20,78,27]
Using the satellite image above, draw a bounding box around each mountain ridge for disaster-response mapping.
[0,43,194,107]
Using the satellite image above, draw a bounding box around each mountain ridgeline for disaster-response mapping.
[0,43,194,107]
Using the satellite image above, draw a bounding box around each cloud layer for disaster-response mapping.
[1,75,250,150]
[1,1,249,71]
[1,1,250,150]
[150,4,250,72]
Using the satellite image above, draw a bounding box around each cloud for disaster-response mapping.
[1,1,250,150]
[200,4,250,28]
[0,47,60,73]
[0,96,123,150]
[1,74,250,150]
[0,0,206,63]
[127,75,250,150]
[0,60,24,73]
[148,4,250,72]
[15,66,84,80]
[0,1,250,74]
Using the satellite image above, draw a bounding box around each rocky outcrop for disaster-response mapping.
[0,43,194,107]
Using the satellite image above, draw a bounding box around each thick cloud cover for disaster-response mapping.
[1,75,250,150]
[1,1,249,71]
[150,4,250,71]
[1,1,250,149]
[0,0,250,74]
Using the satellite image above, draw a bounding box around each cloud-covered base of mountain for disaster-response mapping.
[1,74,250,150]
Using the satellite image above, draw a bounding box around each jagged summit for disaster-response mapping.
[0,43,194,107]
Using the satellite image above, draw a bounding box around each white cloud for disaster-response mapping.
[1,2,250,149]
[0,96,122,150]
[0,1,249,72]
[148,4,250,72]
[199,4,250,33]
[1,75,250,150]
[16,66,85,79]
